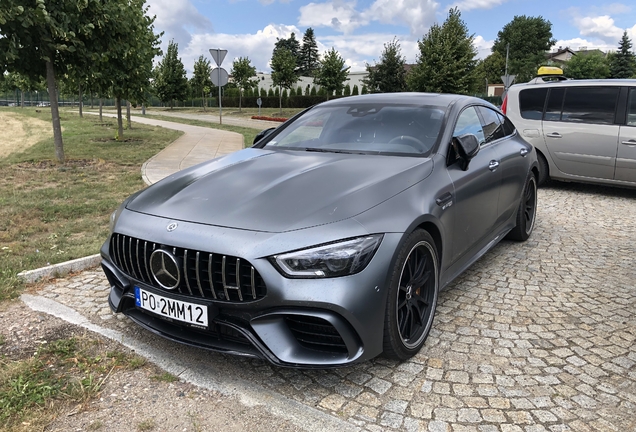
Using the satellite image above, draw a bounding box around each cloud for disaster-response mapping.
[569,9,636,45]
[473,35,493,59]
[452,0,507,12]
[298,0,438,35]
[181,24,301,75]
[147,0,212,49]
[299,1,366,34]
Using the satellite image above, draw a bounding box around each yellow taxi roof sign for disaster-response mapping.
[537,66,564,76]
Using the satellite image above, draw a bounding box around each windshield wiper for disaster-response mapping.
[304,147,362,155]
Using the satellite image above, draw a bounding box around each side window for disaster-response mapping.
[497,113,516,136]
[519,88,547,120]
[453,107,485,145]
[544,88,565,121]
[627,88,636,126]
[477,106,505,143]
[561,87,619,125]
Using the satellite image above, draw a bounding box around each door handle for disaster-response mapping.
[520,148,529,157]
[436,192,453,207]
[546,132,562,138]
[621,140,636,146]
[488,160,500,171]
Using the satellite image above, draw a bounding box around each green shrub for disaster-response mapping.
[352,85,359,95]
[267,88,274,97]
[344,84,351,96]
[260,88,267,97]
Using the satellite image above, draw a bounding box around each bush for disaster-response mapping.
[282,88,288,98]
[260,88,267,97]
[267,88,274,97]
[361,85,368,95]
[344,84,351,96]
[305,85,311,96]
[310,86,317,96]
[296,86,303,96]
[220,95,334,109]
[352,85,359,95]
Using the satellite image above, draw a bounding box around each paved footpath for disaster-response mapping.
[28,182,636,431]
[141,108,285,130]
[93,113,246,184]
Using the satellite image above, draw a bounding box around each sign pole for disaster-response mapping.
[209,48,228,125]
[218,67,222,124]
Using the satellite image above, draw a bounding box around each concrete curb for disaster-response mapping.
[17,254,101,283]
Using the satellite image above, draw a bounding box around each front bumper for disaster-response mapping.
[101,210,403,367]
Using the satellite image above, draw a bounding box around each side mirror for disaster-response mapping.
[454,134,480,170]
[253,127,276,144]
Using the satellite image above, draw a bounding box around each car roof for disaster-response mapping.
[510,78,636,91]
[318,92,488,108]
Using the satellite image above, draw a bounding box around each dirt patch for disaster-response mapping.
[0,299,301,432]
[0,112,53,158]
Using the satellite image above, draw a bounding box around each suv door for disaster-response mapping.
[447,106,502,263]
[542,86,620,180]
[616,87,636,182]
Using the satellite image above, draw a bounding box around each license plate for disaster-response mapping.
[134,286,208,328]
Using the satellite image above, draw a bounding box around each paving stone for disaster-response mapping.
[30,185,636,432]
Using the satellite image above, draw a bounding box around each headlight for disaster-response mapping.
[271,234,383,278]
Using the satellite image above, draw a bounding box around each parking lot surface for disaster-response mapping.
[34,182,636,431]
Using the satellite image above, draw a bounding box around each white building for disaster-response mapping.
[253,71,368,94]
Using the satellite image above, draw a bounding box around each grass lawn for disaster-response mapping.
[0,108,182,301]
[139,106,305,119]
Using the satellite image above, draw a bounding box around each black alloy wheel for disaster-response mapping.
[506,174,537,241]
[384,230,439,360]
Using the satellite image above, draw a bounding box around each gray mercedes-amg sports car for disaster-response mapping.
[101,93,538,367]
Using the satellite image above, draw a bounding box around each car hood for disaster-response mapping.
[127,148,433,233]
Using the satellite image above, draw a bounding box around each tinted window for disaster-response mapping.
[477,107,505,143]
[628,88,636,126]
[561,87,619,125]
[498,113,515,136]
[519,88,547,120]
[453,107,485,144]
[544,88,565,121]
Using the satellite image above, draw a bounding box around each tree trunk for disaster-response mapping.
[78,84,83,117]
[45,60,65,163]
[115,97,124,140]
[279,87,282,115]
[170,99,174,109]
[91,93,94,109]
[202,90,206,112]
[20,90,25,108]
[126,100,131,129]
[239,89,242,112]
[99,98,103,122]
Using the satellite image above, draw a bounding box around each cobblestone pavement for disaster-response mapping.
[36,182,636,432]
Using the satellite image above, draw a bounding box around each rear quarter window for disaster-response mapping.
[519,88,547,120]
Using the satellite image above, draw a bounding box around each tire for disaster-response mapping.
[537,152,550,186]
[383,230,439,360]
[506,174,537,242]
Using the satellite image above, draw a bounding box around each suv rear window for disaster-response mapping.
[519,88,547,120]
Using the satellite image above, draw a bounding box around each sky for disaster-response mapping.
[145,0,636,76]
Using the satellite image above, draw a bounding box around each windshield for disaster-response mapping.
[264,103,446,156]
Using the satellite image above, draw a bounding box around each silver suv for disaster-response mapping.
[503,79,636,187]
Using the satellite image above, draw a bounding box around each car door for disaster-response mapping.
[446,106,502,263]
[476,106,530,224]
[542,86,620,180]
[615,87,636,183]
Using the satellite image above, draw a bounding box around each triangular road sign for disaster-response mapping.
[209,49,227,67]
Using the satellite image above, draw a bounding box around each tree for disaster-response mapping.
[314,48,350,100]
[96,0,161,139]
[363,38,407,93]
[155,40,188,109]
[564,51,610,79]
[472,51,506,94]
[273,33,301,71]
[230,57,257,111]
[0,0,113,162]
[191,56,212,110]
[492,15,556,83]
[344,84,351,96]
[407,8,477,95]
[609,31,636,79]
[352,84,359,95]
[298,28,320,77]
[270,48,298,113]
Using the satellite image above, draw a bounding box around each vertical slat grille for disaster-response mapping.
[110,233,266,302]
